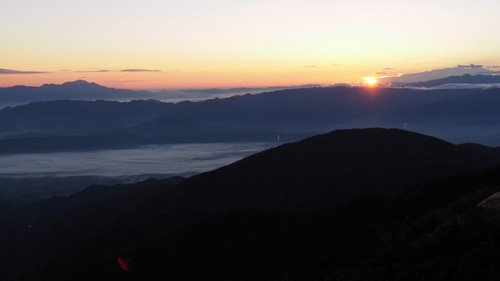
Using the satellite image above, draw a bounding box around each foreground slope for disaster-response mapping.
[4,128,500,280]
[179,128,499,211]
[130,165,500,281]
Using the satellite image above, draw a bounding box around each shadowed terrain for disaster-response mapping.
[3,128,500,280]
[2,84,500,154]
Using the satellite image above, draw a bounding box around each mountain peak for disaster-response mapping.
[64,79,90,85]
[179,128,500,212]
[40,80,106,89]
[62,80,105,88]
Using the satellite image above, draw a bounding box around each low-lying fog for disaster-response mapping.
[0,142,276,178]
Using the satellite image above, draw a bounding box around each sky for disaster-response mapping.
[1,0,500,89]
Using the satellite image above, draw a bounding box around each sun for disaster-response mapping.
[363,77,377,86]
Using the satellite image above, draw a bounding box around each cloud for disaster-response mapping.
[429,83,500,90]
[378,65,493,84]
[0,68,47,74]
[375,71,387,75]
[383,68,394,70]
[75,70,110,73]
[457,64,483,68]
[121,69,161,72]
[72,69,163,74]
[331,83,352,88]
[304,65,317,68]
[487,66,500,69]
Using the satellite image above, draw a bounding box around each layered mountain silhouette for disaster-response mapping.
[397,74,500,88]
[0,80,151,106]
[378,65,494,84]
[0,80,319,107]
[3,128,500,280]
[2,85,500,154]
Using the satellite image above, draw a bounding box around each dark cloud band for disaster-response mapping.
[458,64,483,68]
[0,68,47,74]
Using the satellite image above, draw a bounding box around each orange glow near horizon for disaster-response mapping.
[2,1,500,90]
[0,67,368,89]
[2,60,500,90]
[363,77,377,86]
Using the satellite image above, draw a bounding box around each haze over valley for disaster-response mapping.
[3,0,500,279]
[1,77,500,204]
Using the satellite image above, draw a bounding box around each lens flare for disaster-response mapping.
[117,257,131,271]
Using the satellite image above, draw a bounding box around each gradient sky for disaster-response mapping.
[1,0,500,89]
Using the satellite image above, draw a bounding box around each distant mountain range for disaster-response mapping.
[3,128,500,280]
[0,80,151,106]
[0,80,321,107]
[378,65,497,84]
[1,84,500,153]
[396,74,500,87]
[2,75,499,109]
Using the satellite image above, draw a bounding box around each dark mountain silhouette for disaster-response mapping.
[378,65,494,84]
[154,84,323,102]
[0,80,154,106]
[0,80,321,107]
[175,128,500,211]
[0,99,174,136]
[2,86,500,153]
[42,80,107,91]
[3,128,500,280]
[380,87,500,144]
[20,176,185,227]
[127,165,500,281]
[398,74,500,87]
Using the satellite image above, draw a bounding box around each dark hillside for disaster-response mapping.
[4,128,500,280]
[179,128,500,211]
[115,166,500,281]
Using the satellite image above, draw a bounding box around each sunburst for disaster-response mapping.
[363,77,377,86]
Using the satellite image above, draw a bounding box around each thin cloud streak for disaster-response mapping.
[0,68,47,74]
[75,70,111,73]
[74,69,162,73]
[121,69,161,72]
[458,64,483,68]
[420,83,500,90]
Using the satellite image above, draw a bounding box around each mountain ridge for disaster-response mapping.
[4,128,500,280]
[0,80,153,106]
[397,74,500,87]
[3,86,500,153]
[178,128,500,211]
